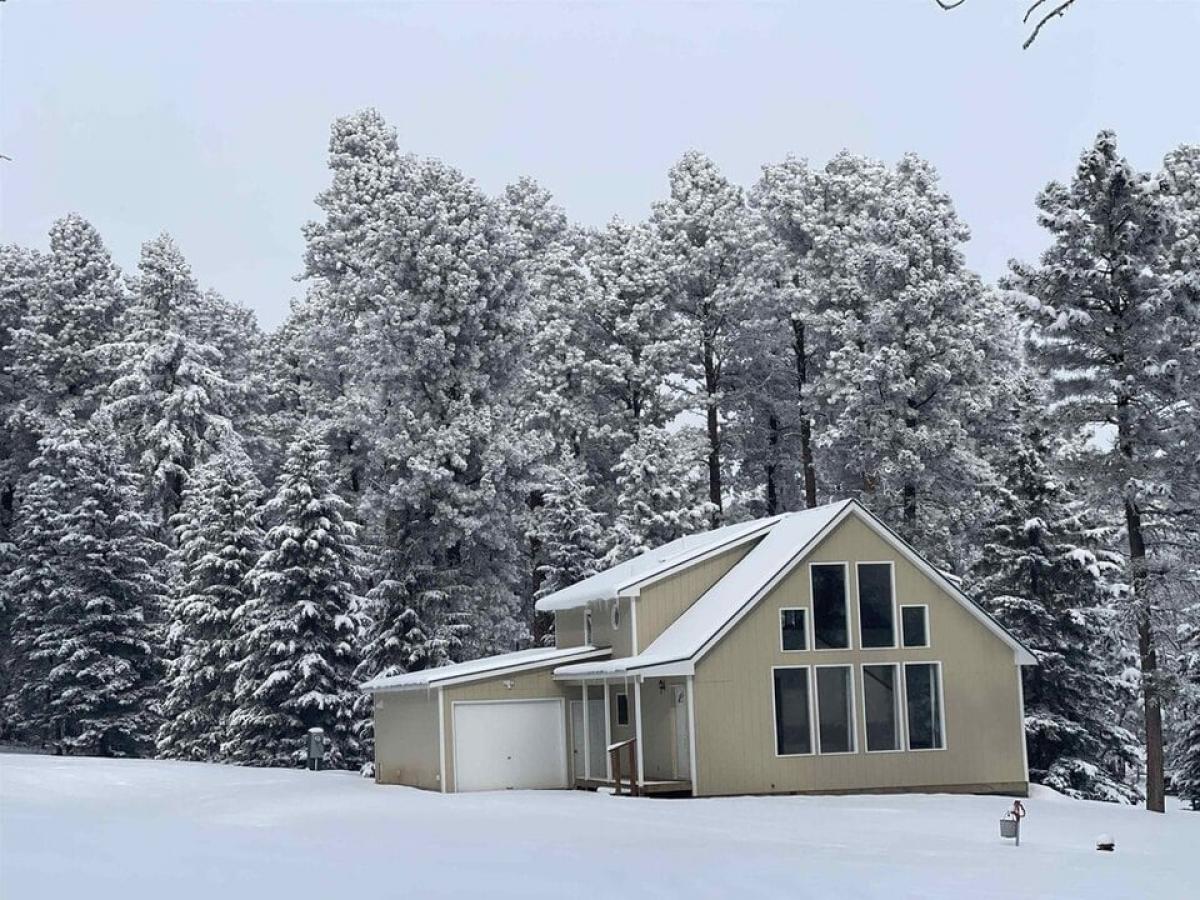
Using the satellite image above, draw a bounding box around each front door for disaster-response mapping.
[672,685,691,780]
[570,699,606,780]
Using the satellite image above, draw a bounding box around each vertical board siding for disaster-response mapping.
[373,690,442,790]
[694,514,1027,797]
[635,542,758,652]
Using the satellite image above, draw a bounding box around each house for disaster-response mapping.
[362,499,1035,797]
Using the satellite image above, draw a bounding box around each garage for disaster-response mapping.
[452,699,569,792]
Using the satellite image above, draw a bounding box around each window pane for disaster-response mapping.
[858,563,895,648]
[773,668,811,755]
[811,565,848,649]
[616,693,629,726]
[863,665,900,751]
[905,663,944,750]
[781,609,807,651]
[816,666,854,753]
[902,606,928,647]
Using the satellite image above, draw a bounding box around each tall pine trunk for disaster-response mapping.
[1125,496,1165,812]
[791,320,817,508]
[764,411,780,516]
[703,336,722,526]
[1119,389,1165,813]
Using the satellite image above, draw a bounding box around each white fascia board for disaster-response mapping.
[366,648,611,693]
[535,516,781,613]
[692,502,857,663]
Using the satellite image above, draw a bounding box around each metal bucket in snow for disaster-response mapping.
[1000,818,1019,839]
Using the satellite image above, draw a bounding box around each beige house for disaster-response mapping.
[363,499,1035,797]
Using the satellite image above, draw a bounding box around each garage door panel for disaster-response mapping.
[453,700,567,792]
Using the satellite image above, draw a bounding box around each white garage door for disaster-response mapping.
[452,700,568,792]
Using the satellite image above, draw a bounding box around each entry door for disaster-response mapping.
[672,685,691,780]
[570,698,606,779]
[453,700,568,792]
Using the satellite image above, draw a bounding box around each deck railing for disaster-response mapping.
[607,738,639,797]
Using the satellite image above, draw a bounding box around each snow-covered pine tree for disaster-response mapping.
[652,152,752,524]
[1011,131,1200,812]
[224,431,363,769]
[973,382,1140,802]
[608,425,714,563]
[581,218,685,505]
[500,178,612,639]
[1176,614,1200,809]
[340,153,533,664]
[814,153,1006,564]
[157,436,265,761]
[10,215,128,423]
[529,451,609,643]
[4,416,164,756]
[105,235,233,534]
[0,244,45,729]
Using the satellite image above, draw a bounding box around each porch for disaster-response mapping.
[558,671,696,796]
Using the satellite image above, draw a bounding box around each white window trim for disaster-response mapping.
[855,560,898,650]
[860,663,905,754]
[809,561,851,651]
[900,603,931,649]
[615,690,629,727]
[902,660,948,753]
[778,606,809,653]
[813,663,858,755]
[770,665,816,758]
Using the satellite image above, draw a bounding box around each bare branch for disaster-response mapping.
[934,0,1082,48]
[1022,0,1079,49]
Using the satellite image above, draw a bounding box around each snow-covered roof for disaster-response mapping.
[553,499,1037,680]
[360,645,610,693]
[534,514,785,613]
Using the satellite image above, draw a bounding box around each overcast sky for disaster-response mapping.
[3,1,1198,329]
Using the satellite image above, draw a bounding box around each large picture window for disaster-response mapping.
[905,663,945,750]
[857,563,895,648]
[773,667,812,756]
[811,564,849,649]
[862,664,901,752]
[815,665,855,754]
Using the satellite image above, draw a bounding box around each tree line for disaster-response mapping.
[0,113,1197,810]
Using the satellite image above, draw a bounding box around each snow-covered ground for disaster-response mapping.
[1,754,1197,900]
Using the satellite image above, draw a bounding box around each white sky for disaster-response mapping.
[2,1,1198,329]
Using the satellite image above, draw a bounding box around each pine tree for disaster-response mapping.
[105,234,232,533]
[1176,617,1200,809]
[224,431,363,769]
[1011,131,1200,812]
[973,384,1140,802]
[608,425,714,563]
[157,437,265,761]
[11,215,127,422]
[529,452,609,643]
[4,416,164,756]
[652,152,752,524]
[0,244,45,730]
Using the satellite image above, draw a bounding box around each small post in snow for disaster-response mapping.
[306,727,327,771]
[1000,799,1026,847]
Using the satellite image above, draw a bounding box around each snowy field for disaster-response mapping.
[2,754,1197,900]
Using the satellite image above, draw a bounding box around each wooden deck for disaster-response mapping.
[575,777,693,796]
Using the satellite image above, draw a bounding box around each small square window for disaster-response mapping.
[901,606,928,648]
[616,692,629,726]
[780,608,808,651]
